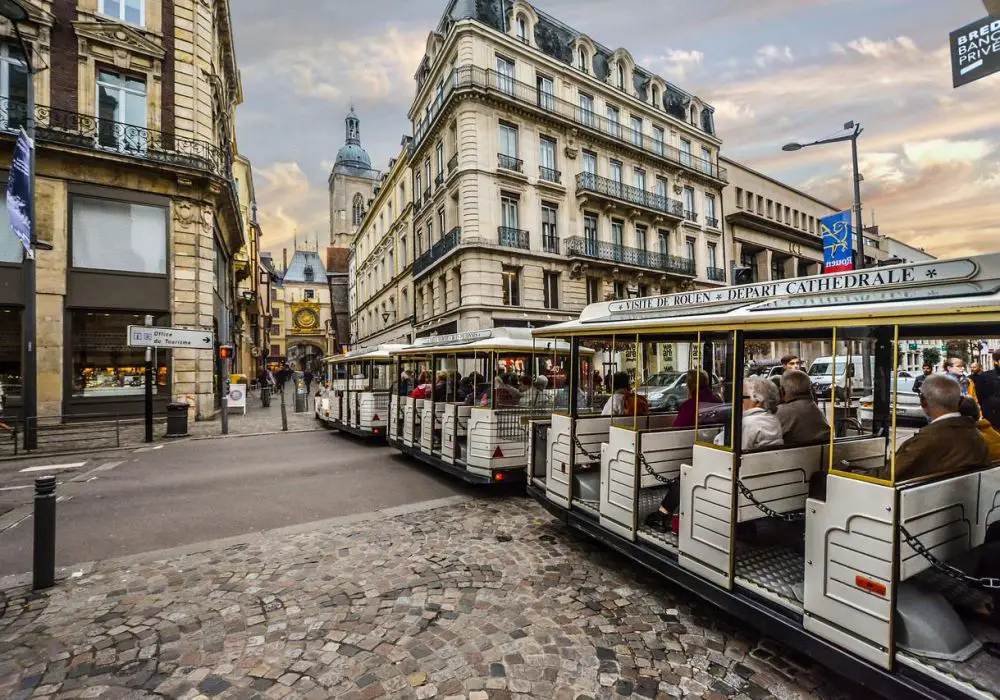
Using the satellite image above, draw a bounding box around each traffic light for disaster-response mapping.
[218,345,234,359]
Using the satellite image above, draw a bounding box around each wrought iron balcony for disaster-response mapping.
[413,194,423,211]
[423,186,431,200]
[434,172,444,187]
[684,210,699,223]
[576,172,684,219]
[542,235,560,254]
[447,153,458,174]
[565,236,696,276]
[707,266,726,282]
[539,166,561,184]
[0,97,231,181]
[498,226,530,250]
[413,226,461,277]
[498,153,523,172]
[705,216,719,229]
[412,66,727,183]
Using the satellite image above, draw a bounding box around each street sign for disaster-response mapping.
[950,16,1000,88]
[127,326,213,349]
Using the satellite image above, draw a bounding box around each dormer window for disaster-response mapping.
[516,15,528,43]
[690,104,698,125]
[616,64,625,90]
[304,265,315,282]
[578,48,589,73]
[650,84,659,107]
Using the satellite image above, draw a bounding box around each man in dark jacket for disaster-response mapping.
[887,374,988,482]
[777,370,830,444]
[911,363,933,395]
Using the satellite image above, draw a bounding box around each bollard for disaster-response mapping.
[33,475,57,591]
[280,389,288,432]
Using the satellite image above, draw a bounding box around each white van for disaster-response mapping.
[806,355,874,398]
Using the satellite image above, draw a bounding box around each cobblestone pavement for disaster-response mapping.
[0,498,858,700]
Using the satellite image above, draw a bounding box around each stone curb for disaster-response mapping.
[0,494,473,591]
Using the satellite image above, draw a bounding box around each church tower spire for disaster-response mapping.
[345,106,360,146]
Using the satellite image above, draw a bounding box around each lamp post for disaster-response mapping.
[783,121,866,270]
[1,0,40,450]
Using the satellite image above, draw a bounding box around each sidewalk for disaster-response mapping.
[0,497,853,700]
[0,392,322,461]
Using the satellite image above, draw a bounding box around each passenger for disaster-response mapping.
[887,374,988,481]
[409,371,431,399]
[648,376,784,532]
[519,375,549,408]
[601,372,631,416]
[672,369,722,428]
[776,369,830,444]
[944,357,976,400]
[772,354,801,391]
[457,376,473,404]
[958,396,1000,462]
[433,371,450,402]
[970,363,1000,430]
[911,363,933,395]
[493,373,521,407]
[972,361,984,375]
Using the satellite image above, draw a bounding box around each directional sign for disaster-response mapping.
[127,326,213,349]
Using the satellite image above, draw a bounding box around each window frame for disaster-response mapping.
[501,265,521,306]
[543,270,559,310]
[98,0,145,27]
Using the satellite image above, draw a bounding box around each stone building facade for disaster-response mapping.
[406,0,727,337]
[263,248,334,373]
[328,108,379,249]
[349,138,415,348]
[0,0,245,421]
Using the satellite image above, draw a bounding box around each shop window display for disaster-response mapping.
[70,311,169,398]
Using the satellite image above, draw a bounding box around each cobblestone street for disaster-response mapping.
[0,497,856,700]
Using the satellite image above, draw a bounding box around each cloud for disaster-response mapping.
[246,26,425,105]
[754,44,794,68]
[255,162,330,252]
[829,36,920,58]
[712,99,758,128]
[645,48,704,81]
[902,138,995,167]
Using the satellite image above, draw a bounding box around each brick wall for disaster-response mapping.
[50,0,78,113]
[162,0,175,135]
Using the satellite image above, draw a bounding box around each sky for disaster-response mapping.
[230,0,1000,261]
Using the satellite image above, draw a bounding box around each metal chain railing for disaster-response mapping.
[899,525,1000,590]
[638,451,678,485]
[573,435,600,462]
[736,480,806,522]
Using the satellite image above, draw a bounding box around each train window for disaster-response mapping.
[432,353,459,403]
[575,334,639,425]
[494,352,531,408]
[372,361,392,392]
[636,338,699,418]
[695,332,736,449]
[456,355,488,406]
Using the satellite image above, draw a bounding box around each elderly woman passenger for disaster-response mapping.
[777,369,830,444]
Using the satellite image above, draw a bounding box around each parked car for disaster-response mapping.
[858,387,924,428]
[808,355,875,400]
[638,371,722,411]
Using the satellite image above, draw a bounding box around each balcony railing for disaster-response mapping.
[498,226,530,250]
[707,266,726,282]
[539,166,561,184]
[0,97,231,181]
[705,216,719,229]
[565,236,696,276]
[413,226,461,277]
[542,235,560,254]
[684,210,698,223]
[447,153,458,174]
[434,172,444,187]
[576,172,684,218]
[413,66,727,183]
[498,153,523,172]
[423,186,431,200]
[413,194,423,211]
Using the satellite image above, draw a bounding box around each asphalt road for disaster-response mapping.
[0,430,467,576]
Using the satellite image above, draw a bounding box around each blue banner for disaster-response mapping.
[820,210,853,273]
[6,129,32,253]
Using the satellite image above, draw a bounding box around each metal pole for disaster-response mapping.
[22,52,36,451]
[32,474,56,590]
[280,386,288,431]
[851,130,864,271]
[144,315,153,443]
[221,375,229,436]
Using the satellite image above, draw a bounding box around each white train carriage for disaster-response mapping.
[386,328,575,485]
[321,345,405,439]
[528,254,1000,700]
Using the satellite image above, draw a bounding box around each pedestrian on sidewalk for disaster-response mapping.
[304,369,314,395]
[275,365,290,397]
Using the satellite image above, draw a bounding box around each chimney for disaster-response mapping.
[282,247,288,272]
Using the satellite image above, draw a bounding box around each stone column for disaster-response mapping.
[807,261,822,276]
[756,249,772,282]
[783,255,798,279]
[171,198,216,419]
[34,177,68,417]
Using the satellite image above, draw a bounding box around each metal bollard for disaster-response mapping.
[280,390,288,432]
[33,475,57,591]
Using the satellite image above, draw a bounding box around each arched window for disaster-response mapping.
[617,64,625,89]
[351,193,364,226]
[690,104,698,125]
[516,14,527,42]
[578,47,588,73]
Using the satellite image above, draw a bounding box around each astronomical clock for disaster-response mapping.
[290,302,322,335]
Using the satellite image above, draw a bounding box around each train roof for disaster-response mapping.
[390,327,574,356]
[325,344,410,364]
[533,253,1000,337]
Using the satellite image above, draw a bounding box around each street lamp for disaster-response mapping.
[783,121,866,269]
[1,0,41,450]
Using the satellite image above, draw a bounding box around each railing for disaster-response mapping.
[498,226,530,250]
[576,172,684,218]
[564,236,696,276]
[413,226,461,277]
[413,66,727,182]
[707,266,726,282]
[684,210,698,223]
[539,166,561,184]
[0,97,231,180]
[434,172,444,187]
[447,152,458,174]
[413,194,423,212]
[423,186,431,200]
[542,235,560,254]
[705,216,719,229]
[498,153,523,172]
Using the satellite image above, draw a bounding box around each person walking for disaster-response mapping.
[912,363,933,395]
[304,369,314,395]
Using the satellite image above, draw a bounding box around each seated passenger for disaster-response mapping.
[776,369,830,444]
[519,375,549,408]
[648,376,783,532]
[601,372,648,416]
[887,374,988,481]
[958,396,1000,462]
[493,374,521,407]
[409,371,431,399]
[673,369,722,428]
